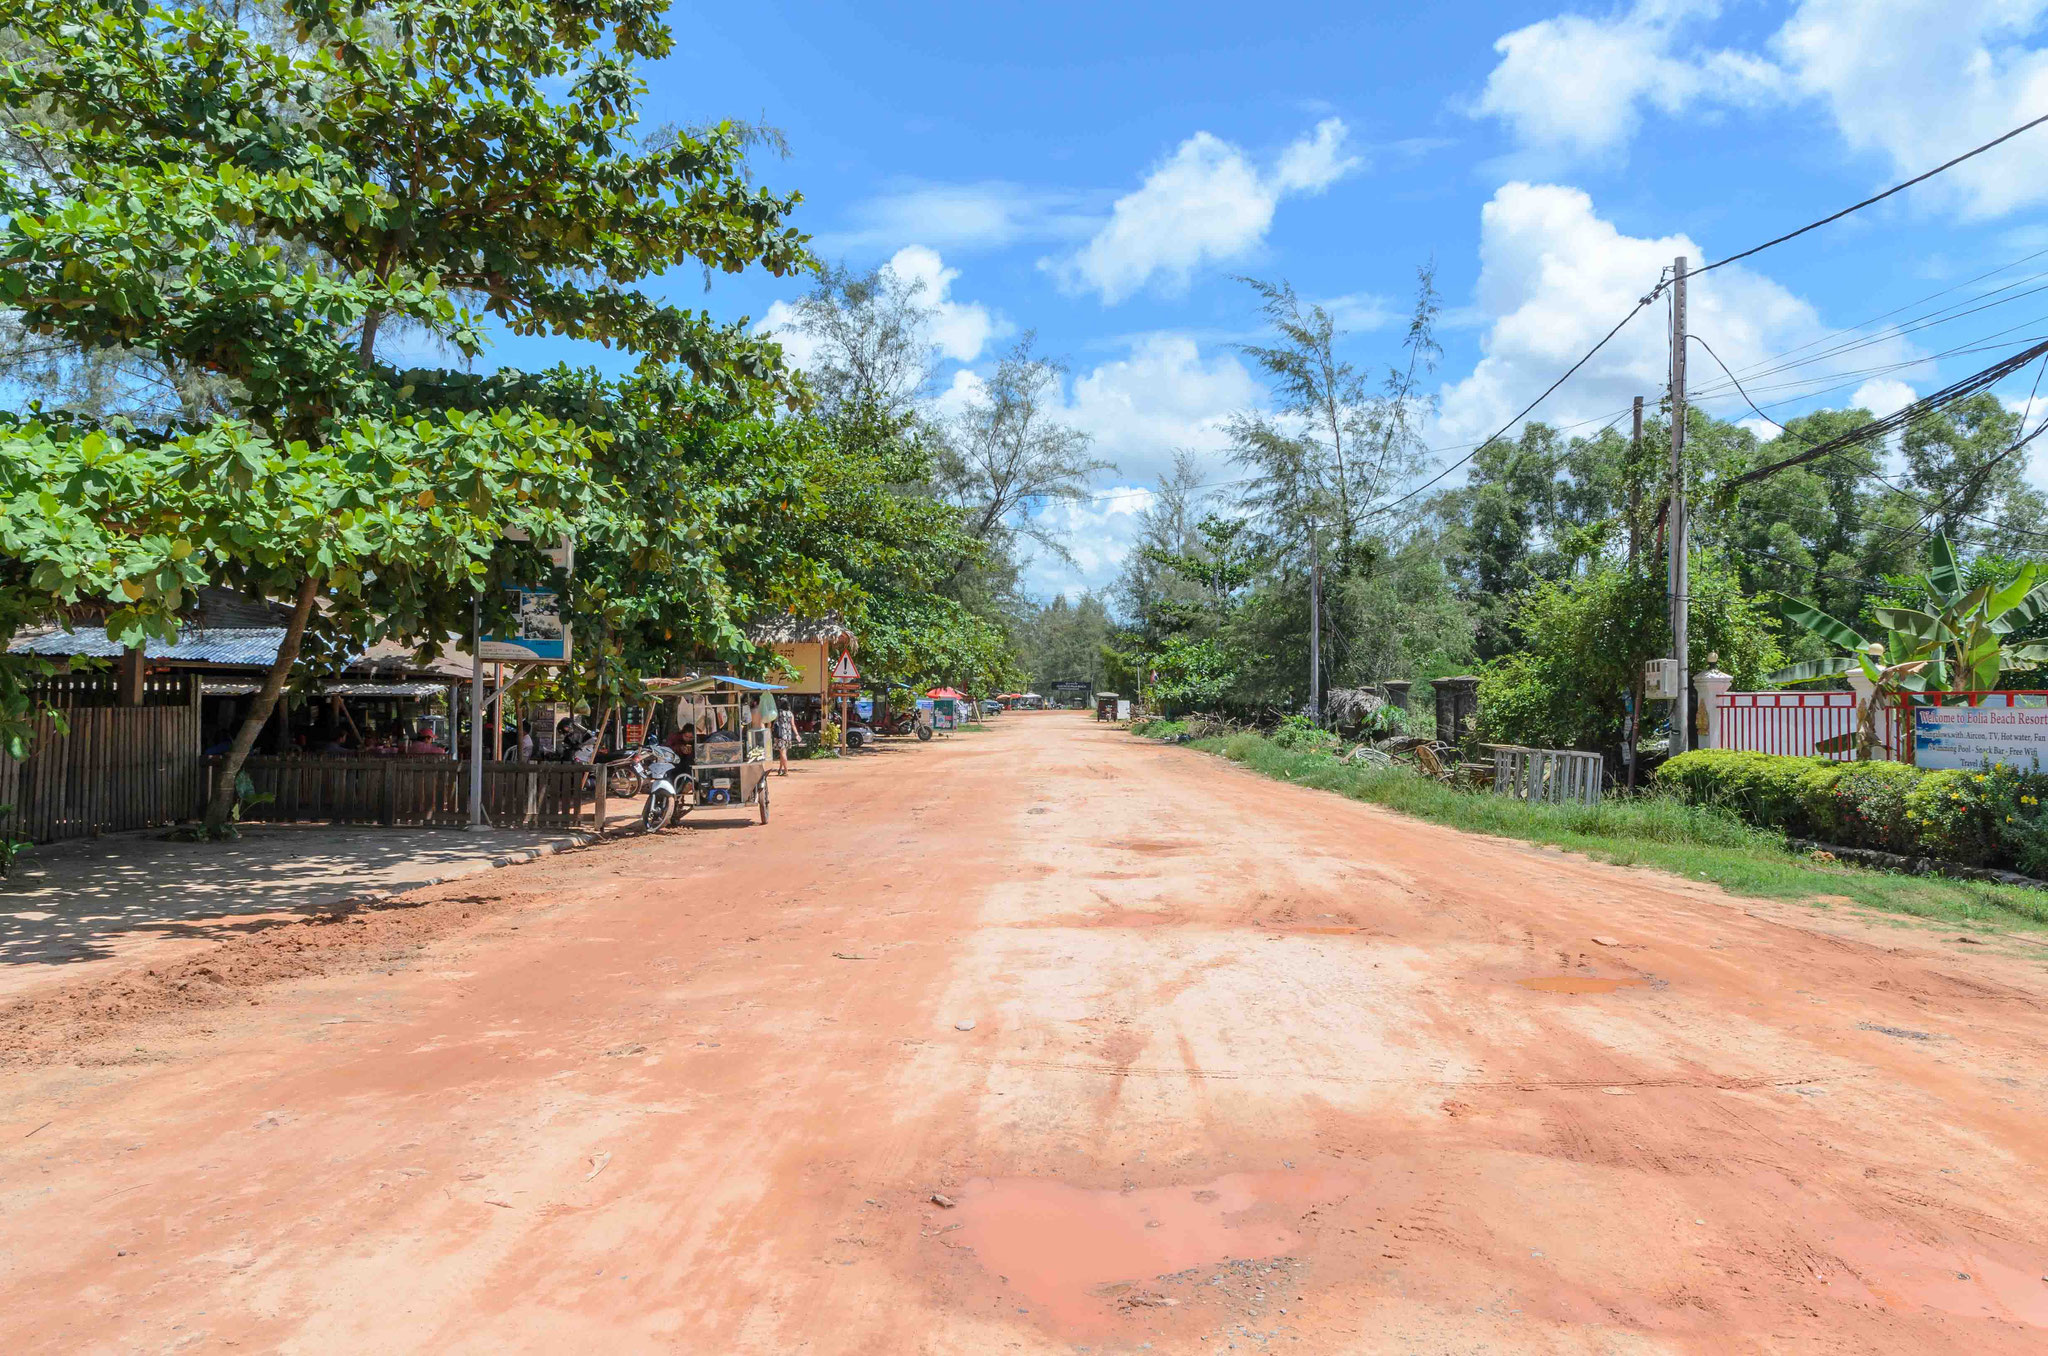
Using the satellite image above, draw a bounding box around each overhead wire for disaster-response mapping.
[1688,331,2048,548]
[1692,113,2048,278]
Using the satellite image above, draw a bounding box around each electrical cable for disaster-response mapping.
[1689,331,2048,547]
[1359,299,1657,522]
[1716,336,2048,491]
[1693,113,2048,279]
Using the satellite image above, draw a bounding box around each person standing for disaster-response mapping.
[773,703,797,776]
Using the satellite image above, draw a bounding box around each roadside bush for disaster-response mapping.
[1657,750,1828,834]
[1904,765,2048,871]
[1660,749,2048,876]
[1269,713,1340,755]
[1803,761,1919,853]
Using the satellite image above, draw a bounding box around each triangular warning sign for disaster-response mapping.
[830,651,859,682]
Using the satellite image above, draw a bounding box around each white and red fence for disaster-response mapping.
[1704,682,2047,763]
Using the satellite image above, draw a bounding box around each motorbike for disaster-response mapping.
[633,740,685,831]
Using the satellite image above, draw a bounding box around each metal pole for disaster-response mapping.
[1628,393,1644,788]
[1307,519,1322,724]
[469,594,486,827]
[1669,256,1691,756]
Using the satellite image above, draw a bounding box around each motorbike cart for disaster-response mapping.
[684,728,771,824]
[637,673,786,828]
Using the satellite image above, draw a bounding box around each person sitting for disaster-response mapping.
[665,722,698,773]
[405,724,444,756]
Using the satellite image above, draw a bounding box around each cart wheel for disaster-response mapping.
[759,784,770,824]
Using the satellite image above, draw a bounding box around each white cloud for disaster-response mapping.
[1772,0,2048,219]
[756,246,1003,373]
[928,333,1265,597]
[1436,183,1921,449]
[1048,120,1363,304]
[756,298,820,373]
[1320,291,1401,332]
[814,182,1100,255]
[1477,1,2048,217]
[882,245,1003,363]
[1474,0,1781,159]
[1020,490,1157,598]
[1063,333,1265,486]
[1850,377,1917,419]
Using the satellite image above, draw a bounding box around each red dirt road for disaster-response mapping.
[4,713,2048,1353]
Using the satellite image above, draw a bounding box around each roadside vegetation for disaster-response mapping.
[1133,723,2048,933]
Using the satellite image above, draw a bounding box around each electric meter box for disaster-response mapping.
[1643,658,1681,701]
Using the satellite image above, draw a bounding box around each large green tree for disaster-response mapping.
[0,0,811,827]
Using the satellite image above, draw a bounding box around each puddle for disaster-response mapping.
[944,1169,1356,1335]
[1515,976,1647,994]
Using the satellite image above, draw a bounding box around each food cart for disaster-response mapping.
[642,674,781,825]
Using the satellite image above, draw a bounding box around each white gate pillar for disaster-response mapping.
[1693,659,1733,749]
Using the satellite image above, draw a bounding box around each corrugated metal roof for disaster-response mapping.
[10,626,288,665]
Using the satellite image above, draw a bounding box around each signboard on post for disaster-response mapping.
[479,533,574,664]
[1913,706,2048,771]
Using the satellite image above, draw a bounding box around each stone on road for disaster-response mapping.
[2,713,2046,1352]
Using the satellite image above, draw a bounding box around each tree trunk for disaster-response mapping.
[203,577,318,832]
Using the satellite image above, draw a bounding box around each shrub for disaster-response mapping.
[1904,764,2048,870]
[1270,713,1340,755]
[1657,750,1828,834]
[1661,749,2048,875]
[1812,762,1920,853]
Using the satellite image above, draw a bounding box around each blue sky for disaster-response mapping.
[491,1,2048,600]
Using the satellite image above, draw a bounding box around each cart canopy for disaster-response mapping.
[643,674,789,696]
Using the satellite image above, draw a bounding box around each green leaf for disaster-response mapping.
[1768,592,1867,652]
[1767,657,1853,684]
[1871,606,1945,645]
[1925,533,1962,600]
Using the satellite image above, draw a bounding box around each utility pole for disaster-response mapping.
[1627,395,1644,567]
[1306,516,1323,725]
[1668,256,1691,756]
[468,593,486,828]
[1627,393,1644,788]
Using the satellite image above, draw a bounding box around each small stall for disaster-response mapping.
[641,674,781,825]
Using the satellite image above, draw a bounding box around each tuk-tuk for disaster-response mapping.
[642,674,783,825]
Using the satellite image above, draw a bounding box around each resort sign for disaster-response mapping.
[1912,705,2048,772]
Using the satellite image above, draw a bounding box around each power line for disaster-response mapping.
[1689,330,2048,546]
[1361,297,1657,521]
[1717,335,2048,492]
[1693,113,2048,279]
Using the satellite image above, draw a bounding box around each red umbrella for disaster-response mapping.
[926,687,969,700]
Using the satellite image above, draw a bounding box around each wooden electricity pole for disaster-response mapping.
[1668,256,1691,756]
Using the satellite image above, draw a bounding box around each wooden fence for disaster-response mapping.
[0,676,204,842]
[217,756,592,829]
[1486,744,1604,806]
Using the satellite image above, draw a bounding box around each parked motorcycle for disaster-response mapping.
[633,741,685,831]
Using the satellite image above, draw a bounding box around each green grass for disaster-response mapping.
[1150,729,2048,935]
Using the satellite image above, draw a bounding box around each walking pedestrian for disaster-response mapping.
[774,703,797,775]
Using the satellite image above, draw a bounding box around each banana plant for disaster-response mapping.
[1766,534,2048,759]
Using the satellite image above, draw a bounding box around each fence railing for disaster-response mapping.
[0,677,204,842]
[216,756,593,829]
[1712,690,1867,761]
[1709,688,2048,763]
[1485,745,1603,806]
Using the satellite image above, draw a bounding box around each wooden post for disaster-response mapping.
[116,647,146,707]
[592,758,607,830]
